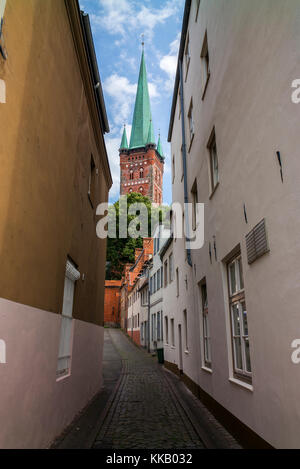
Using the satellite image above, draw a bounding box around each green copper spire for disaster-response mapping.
[157,133,164,157]
[120,125,128,150]
[129,50,152,149]
[146,119,155,145]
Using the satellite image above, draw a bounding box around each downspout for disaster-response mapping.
[147,266,151,353]
[179,58,193,267]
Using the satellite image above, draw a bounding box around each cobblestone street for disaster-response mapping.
[92,329,240,450]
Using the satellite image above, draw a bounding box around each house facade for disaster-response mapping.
[0,0,111,448]
[148,225,169,352]
[164,0,300,449]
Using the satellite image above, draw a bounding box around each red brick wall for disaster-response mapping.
[120,147,163,203]
[104,281,122,326]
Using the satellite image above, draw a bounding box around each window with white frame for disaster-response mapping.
[171,319,175,347]
[208,129,219,193]
[165,316,169,344]
[183,310,188,351]
[157,312,161,340]
[185,33,190,76]
[227,253,251,381]
[164,260,168,287]
[57,260,80,378]
[157,269,160,291]
[172,155,175,184]
[176,268,179,297]
[169,253,174,283]
[191,179,198,231]
[201,31,210,99]
[195,0,200,21]
[188,99,194,144]
[0,0,7,60]
[200,280,211,369]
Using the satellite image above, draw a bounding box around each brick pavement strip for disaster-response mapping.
[93,329,240,450]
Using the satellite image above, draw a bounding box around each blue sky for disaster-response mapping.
[80,0,185,204]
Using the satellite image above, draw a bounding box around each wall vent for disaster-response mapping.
[245,219,269,264]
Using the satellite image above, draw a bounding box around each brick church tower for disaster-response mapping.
[119,48,164,205]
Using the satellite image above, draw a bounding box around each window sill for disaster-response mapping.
[209,181,219,200]
[184,350,189,355]
[202,366,212,374]
[202,72,210,101]
[229,377,253,392]
[56,371,71,383]
[171,346,176,350]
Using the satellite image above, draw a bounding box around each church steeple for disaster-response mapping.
[120,125,128,150]
[157,133,164,158]
[119,46,164,205]
[129,50,152,149]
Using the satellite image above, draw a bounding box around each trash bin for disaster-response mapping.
[157,348,164,364]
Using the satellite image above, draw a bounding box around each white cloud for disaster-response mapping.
[148,82,159,99]
[92,0,183,40]
[103,73,159,129]
[159,32,180,92]
[105,125,132,201]
[103,73,136,126]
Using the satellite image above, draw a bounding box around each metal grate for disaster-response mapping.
[246,219,269,264]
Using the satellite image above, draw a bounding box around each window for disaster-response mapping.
[161,266,163,288]
[171,319,175,347]
[180,145,184,181]
[57,260,80,378]
[195,0,200,21]
[208,129,219,193]
[201,31,210,99]
[227,254,251,381]
[172,155,175,184]
[165,316,169,344]
[157,312,161,340]
[169,253,174,283]
[130,170,133,180]
[188,99,194,145]
[164,260,168,287]
[157,269,160,291]
[191,179,198,231]
[0,0,7,60]
[140,168,144,178]
[183,310,188,351]
[200,280,211,369]
[185,33,190,77]
[88,155,96,207]
[176,268,179,297]
[153,273,157,293]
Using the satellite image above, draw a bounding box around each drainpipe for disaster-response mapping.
[147,265,151,353]
[179,58,193,267]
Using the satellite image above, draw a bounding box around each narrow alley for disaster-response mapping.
[54,329,240,450]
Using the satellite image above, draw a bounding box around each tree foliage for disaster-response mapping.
[106,193,169,280]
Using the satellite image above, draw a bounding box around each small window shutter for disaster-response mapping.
[246,218,269,264]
